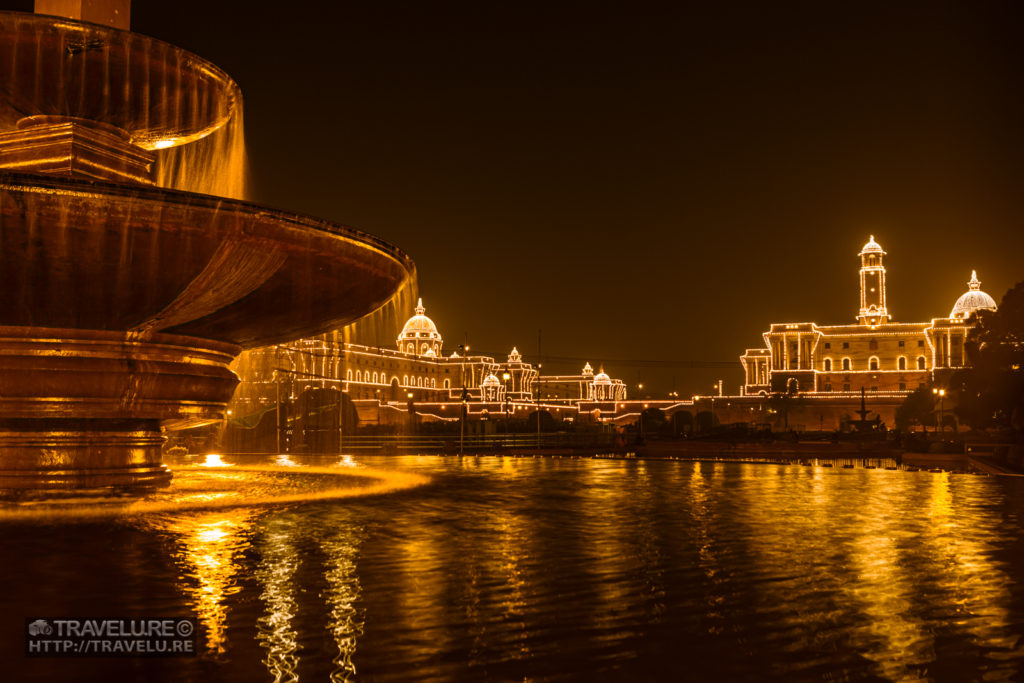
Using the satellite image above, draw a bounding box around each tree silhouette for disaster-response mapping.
[953,281,1024,432]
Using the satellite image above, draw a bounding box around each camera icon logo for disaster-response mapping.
[28,619,53,636]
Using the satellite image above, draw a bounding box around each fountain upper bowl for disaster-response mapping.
[0,11,237,150]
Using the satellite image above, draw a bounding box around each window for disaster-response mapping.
[789,360,797,369]
[843,342,850,349]
[356,371,361,382]
[899,383,907,391]
[444,379,450,389]
[372,372,378,383]
[917,356,926,370]
[824,383,833,392]
[869,357,879,371]
[824,342,831,349]
[843,383,851,391]
[898,357,906,370]
[918,340,925,347]
[869,339,878,350]
[870,386,878,392]
[403,375,408,385]
[346,370,352,381]
[842,358,851,371]
[898,340,905,348]
[823,358,832,371]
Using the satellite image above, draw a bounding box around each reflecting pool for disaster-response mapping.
[5,455,1024,681]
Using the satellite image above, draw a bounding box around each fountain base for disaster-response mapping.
[0,418,170,492]
[0,327,239,491]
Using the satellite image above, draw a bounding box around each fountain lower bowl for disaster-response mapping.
[0,172,415,490]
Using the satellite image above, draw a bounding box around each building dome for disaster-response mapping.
[859,235,885,256]
[481,373,500,387]
[950,271,998,320]
[593,371,611,385]
[397,298,443,356]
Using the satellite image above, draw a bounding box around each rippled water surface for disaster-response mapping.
[5,455,1024,681]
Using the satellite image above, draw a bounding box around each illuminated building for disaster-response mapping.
[229,298,621,427]
[739,236,996,400]
[535,362,628,405]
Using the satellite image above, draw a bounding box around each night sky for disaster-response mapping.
[12,1,1024,395]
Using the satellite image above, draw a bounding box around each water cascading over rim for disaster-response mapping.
[0,3,416,491]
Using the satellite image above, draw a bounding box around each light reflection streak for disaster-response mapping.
[255,517,301,683]
[923,473,1017,677]
[153,509,259,655]
[321,520,366,682]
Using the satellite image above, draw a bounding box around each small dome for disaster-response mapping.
[950,271,998,320]
[593,371,612,385]
[582,362,594,376]
[859,235,885,256]
[482,374,500,387]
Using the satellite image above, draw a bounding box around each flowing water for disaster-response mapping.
[4,454,1024,681]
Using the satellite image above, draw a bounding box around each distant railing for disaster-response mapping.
[314,432,628,453]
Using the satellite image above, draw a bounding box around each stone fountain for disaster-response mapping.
[0,2,415,490]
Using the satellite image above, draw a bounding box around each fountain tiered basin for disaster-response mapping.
[0,11,415,491]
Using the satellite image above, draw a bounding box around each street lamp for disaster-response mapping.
[932,387,946,432]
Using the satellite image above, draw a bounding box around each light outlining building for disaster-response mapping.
[739,236,997,401]
[229,297,627,427]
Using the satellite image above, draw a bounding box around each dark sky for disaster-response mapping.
[13,1,1024,395]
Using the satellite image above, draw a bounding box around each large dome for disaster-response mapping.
[397,298,443,355]
[950,271,998,320]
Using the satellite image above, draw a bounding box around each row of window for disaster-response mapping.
[821,356,925,372]
[345,369,451,389]
[822,382,917,392]
[404,343,439,354]
[823,340,925,350]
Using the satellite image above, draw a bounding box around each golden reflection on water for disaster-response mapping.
[924,474,1018,677]
[155,509,260,655]
[321,521,365,682]
[255,517,301,683]
[730,465,1019,679]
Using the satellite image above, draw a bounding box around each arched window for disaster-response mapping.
[356,371,361,382]
[898,357,907,370]
[403,375,408,385]
[444,379,450,389]
[842,358,851,371]
[917,356,926,370]
[823,358,832,372]
[346,369,352,381]
[431,379,436,388]
[372,372,378,383]
[406,344,413,353]
[869,356,879,371]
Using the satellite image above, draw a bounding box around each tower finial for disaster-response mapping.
[969,270,981,290]
[415,297,424,315]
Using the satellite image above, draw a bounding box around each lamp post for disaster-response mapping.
[932,387,946,432]
[460,389,468,454]
[502,371,511,438]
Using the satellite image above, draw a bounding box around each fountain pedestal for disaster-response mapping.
[0,327,239,490]
[0,116,155,185]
